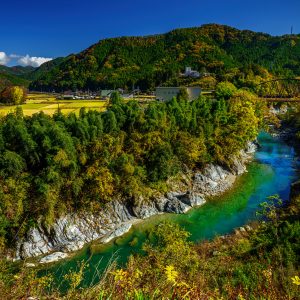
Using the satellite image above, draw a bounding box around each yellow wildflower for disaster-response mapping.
[177,281,189,288]
[262,268,272,281]
[291,275,300,286]
[134,268,142,279]
[165,265,178,284]
[113,269,128,283]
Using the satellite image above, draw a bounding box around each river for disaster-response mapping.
[42,131,300,289]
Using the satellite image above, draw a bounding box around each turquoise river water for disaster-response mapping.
[42,132,300,289]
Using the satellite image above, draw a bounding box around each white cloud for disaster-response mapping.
[0,52,11,65]
[0,51,53,67]
[17,55,53,67]
[9,54,21,58]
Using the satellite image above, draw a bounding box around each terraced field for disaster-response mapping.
[0,93,108,116]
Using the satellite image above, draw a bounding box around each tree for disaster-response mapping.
[109,91,123,106]
[0,86,26,105]
[177,88,189,101]
[215,82,237,100]
[103,110,119,133]
[0,84,263,250]
[147,143,179,182]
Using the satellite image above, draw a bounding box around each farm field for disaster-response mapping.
[0,93,108,116]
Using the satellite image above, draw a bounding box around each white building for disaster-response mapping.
[155,86,201,102]
[183,66,200,78]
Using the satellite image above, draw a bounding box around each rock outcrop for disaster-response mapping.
[15,144,256,262]
[39,252,69,264]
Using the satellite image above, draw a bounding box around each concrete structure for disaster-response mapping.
[183,66,200,78]
[100,90,115,98]
[155,86,201,102]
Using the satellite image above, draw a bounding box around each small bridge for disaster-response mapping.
[256,78,300,102]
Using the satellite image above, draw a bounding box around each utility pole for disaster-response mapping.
[291,26,293,35]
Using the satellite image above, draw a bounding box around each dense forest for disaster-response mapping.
[28,24,300,92]
[0,73,30,91]
[0,83,263,250]
[0,58,65,91]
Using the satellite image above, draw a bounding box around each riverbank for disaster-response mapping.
[14,142,257,263]
[1,131,299,299]
[3,174,299,300]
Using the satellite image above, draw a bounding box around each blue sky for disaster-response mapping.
[1,0,300,67]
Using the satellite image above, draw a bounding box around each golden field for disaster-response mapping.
[0,93,108,116]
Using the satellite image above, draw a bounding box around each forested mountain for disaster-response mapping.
[29,24,300,92]
[0,65,34,88]
[0,65,35,77]
[24,57,66,80]
[0,57,65,90]
[0,73,30,90]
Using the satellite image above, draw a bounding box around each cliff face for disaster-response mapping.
[15,143,256,261]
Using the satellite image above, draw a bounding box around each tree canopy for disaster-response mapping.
[29,24,300,92]
[0,89,263,249]
[0,86,26,105]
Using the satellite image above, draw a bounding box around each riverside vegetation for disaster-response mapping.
[0,82,264,253]
[0,193,299,299]
[0,85,299,299]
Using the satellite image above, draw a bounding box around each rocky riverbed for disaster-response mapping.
[14,142,257,263]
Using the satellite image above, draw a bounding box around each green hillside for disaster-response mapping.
[0,57,65,91]
[0,72,30,89]
[29,24,300,92]
[0,65,35,77]
[24,57,66,80]
[0,65,35,88]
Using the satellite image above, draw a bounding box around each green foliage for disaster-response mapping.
[0,86,26,105]
[177,87,189,101]
[215,81,237,100]
[109,91,123,106]
[0,90,262,248]
[29,24,300,92]
[0,72,30,90]
[147,143,179,182]
[0,196,299,299]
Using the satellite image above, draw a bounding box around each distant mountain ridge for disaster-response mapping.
[0,57,65,88]
[3,24,300,92]
[25,57,66,81]
[0,65,32,88]
[0,65,35,76]
[28,24,300,92]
